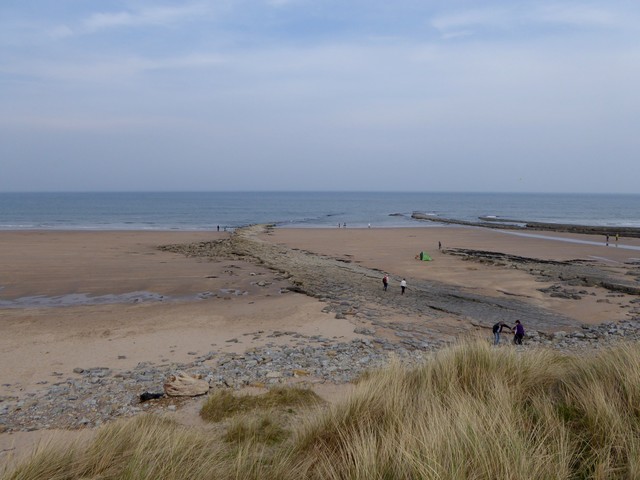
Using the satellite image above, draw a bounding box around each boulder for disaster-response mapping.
[163,372,209,397]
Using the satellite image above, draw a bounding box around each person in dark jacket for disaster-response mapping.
[513,320,525,345]
[492,321,511,345]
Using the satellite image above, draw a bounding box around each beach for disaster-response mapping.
[2,226,640,466]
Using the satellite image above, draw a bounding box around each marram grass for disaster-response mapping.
[6,340,640,479]
[200,385,323,423]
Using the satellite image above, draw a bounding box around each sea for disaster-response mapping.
[0,192,639,231]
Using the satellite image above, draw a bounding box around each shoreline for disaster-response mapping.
[4,215,640,234]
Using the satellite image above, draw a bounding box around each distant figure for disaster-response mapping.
[217,225,220,232]
[438,241,442,251]
[368,223,371,229]
[605,234,609,246]
[338,223,341,228]
[343,223,347,228]
[492,321,511,345]
[513,320,525,345]
[400,278,407,295]
[616,233,620,245]
[382,274,389,291]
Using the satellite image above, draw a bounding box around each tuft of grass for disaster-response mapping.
[224,411,289,445]
[200,386,323,423]
[291,340,574,479]
[4,415,228,480]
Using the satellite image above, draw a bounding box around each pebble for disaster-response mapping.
[5,315,635,434]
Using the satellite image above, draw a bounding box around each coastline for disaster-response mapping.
[2,225,640,466]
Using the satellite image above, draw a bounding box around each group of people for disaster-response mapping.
[382,274,407,295]
[605,233,620,246]
[492,320,525,345]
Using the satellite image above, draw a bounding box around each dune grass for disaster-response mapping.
[223,411,289,445]
[6,340,640,479]
[200,386,323,423]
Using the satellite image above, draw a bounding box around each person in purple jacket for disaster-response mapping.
[513,320,525,345]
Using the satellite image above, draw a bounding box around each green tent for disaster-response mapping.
[419,251,432,261]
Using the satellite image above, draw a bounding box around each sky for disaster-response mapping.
[1,1,639,193]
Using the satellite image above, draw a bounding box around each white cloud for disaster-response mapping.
[531,4,620,27]
[84,11,134,31]
[430,3,631,38]
[48,25,74,39]
[431,7,515,34]
[440,30,474,40]
[266,0,298,7]
[0,53,226,83]
[0,115,182,132]
[82,3,211,32]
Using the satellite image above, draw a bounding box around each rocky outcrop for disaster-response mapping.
[161,225,580,333]
[412,212,640,238]
[446,248,640,296]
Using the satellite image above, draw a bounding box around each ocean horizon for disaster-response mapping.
[1,191,639,231]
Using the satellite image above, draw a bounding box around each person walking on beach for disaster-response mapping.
[492,321,511,345]
[382,274,389,291]
[605,234,609,246]
[400,278,407,295]
[513,320,525,345]
[438,241,442,251]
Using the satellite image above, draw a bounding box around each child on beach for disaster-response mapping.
[400,279,407,295]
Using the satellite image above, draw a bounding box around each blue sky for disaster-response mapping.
[1,1,639,192]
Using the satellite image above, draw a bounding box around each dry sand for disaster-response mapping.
[1,226,639,467]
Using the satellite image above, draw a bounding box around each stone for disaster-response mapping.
[163,372,210,397]
[354,327,376,335]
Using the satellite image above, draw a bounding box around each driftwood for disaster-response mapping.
[163,372,210,397]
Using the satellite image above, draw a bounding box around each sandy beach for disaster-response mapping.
[2,226,640,466]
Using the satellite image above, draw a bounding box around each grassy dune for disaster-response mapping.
[5,340,640,479]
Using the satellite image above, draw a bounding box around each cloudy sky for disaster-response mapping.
[1,1,639,192]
